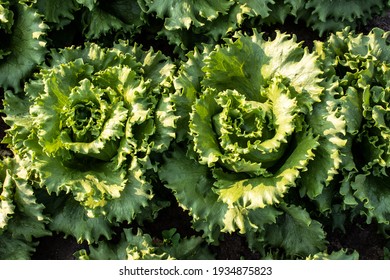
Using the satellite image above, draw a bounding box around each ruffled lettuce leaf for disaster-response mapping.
[36,0,79,29]
[36,0,145,40]
[300,0,388,36]
[314,27,390,225]
[37,192,113,244]
[141,0,234,30]
[0,1,14,37]
[81,0,146,39]
[0,157,50,259]
[159,145,229,243]
[260,0,305,25]
[306,249,359,260]
[261,204,327,257]
[141,0,277,55]
[258,0,389,36]
[0,0,47,91]
[298,77,349,213]
[0,234,37,259]
[139,0,390,55]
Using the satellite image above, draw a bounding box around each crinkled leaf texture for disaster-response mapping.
[36,192,113,244]
[3,41,177,237]
[315,27,390,225]
[0,0,47,91]
[141,0,234,30]
[258,0,389,36]
[300,0,388,36]
[259,204,327,257]
[76,228,214,260]
[139,0,390,54]
[306,249,359,260]
[140,0,277,55]
[36,0,145,39]
[0,157,50,259]
[36,0,79,28]
[140,0,234,53]
[160,30,340,257]
[81,0,146,39]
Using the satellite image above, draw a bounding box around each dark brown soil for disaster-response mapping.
[326,217,387,260]
[32,234,88,260]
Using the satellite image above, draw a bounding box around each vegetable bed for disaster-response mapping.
[1,1,390,260]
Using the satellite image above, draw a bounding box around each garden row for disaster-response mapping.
[1,0,390,259]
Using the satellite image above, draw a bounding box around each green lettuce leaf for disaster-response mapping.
[159,145,229,243]
[141,0,278,55]
[258,0,389,36]
[0,233,37,259]
[37,192,113,244]
[81,0,146,39]
[0,1,14,36]
[0,157,50,259]
[36,0,79,29]
[262,204,327,257]
[306,249,359,260]
[314,27,390,225]
[36,0,145,40]
[141,0,234,30]
[261,0,305,25]
[0,0,47,91]
[300,0,388,36]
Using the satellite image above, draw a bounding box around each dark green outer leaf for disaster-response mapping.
[0,1,47,91]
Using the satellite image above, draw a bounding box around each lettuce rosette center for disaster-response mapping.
[191,76,299,177]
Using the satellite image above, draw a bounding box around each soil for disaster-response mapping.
[326,216,388,260]
[3,9,390,260]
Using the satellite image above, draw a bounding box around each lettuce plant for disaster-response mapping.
[139,0,277,54]
[0,0,47,91]
[0,156,50,259]
[139,0,234,53]
[34,0,78,29]
[3,41,177,242]
[298,0,389,35]
[314,27,390,225]
[76,228,213,260]
[262,0,389,36]
[140,0,234,31]
[36,0,145,39]
[138,0,390,56]
[160,30,346,257]
[81,0,145,39]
